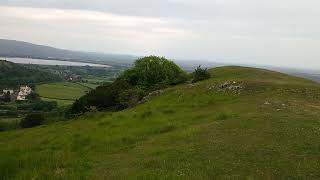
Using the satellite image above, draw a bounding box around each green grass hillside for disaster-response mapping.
[1,66,320,179]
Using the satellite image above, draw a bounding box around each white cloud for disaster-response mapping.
[0,5,196,54]
[0,6,166,26]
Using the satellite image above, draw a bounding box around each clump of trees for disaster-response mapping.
[0,60,62,89]
[20,113,45,128]
[192,66,211,83]
[69,56,188,115]
[17,100,57,112]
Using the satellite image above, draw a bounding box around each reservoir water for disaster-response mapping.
[2,57,110,67]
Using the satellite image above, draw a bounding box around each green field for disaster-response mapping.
[37,82,98,107]
[0,117,20,131]
[83,75,112,84]
[1,67,320,179]
[36,82,92,106]
[40,97,74,107]
[76,82,99,89]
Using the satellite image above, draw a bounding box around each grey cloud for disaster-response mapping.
[0,0,320,69]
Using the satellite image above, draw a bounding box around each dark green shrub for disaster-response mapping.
[20,114,45,128]
[192,66,211,83]
[69,80,142,114]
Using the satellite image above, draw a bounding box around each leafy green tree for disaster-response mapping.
[119,56,188,87]
[192,66,211,83]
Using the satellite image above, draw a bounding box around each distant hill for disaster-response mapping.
[0,39,136,66]
[0,60,61,89]
[281,70,320,83]
[1,66,320,179]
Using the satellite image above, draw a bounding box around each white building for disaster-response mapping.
[3,89,14,94]
[17,86,32,101]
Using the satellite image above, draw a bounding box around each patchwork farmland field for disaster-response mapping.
[35,82,91,106]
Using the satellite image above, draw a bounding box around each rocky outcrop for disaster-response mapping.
[207,80,245,94]
[139,90,164,104]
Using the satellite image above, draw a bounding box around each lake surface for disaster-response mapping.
[2,57,111,67]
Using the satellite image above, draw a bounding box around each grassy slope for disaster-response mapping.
[1,66,320,179]
[36,82,91,106]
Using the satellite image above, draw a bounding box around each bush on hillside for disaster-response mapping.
[20,113,45,128]
[69,80,145,115]
[118,56,188,87]
[192,66,211,83]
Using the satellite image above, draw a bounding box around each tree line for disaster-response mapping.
[0,60,62,89]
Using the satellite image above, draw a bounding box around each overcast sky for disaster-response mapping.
[0,0,320,69]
